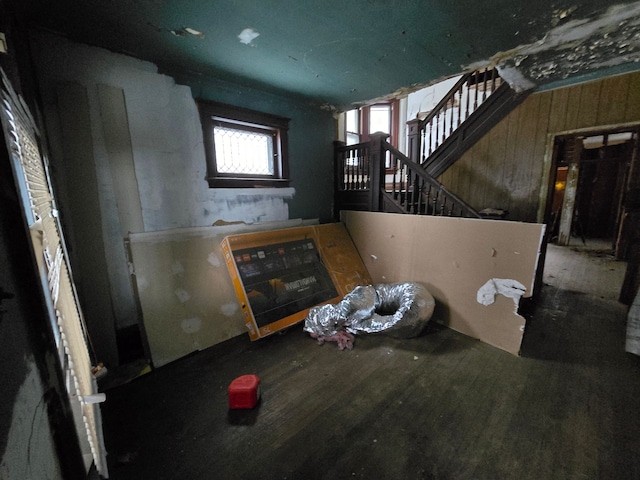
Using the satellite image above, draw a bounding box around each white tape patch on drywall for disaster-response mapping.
[477,278,526,307]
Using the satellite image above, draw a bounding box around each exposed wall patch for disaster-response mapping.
[220,303,238,316]
[171,27,205,38]
[477,278,526,307]
[174,288,191,303]
[238,28,260,45]
[470,1,640,89]
[208,252,221,267]
[181,317,202,334]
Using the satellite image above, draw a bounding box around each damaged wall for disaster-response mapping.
[439,69,640,222]
[342,211,545,355]
[29,31,335,366]
[494,2,640,91]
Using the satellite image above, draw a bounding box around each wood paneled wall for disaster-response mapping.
[439,70,640,222]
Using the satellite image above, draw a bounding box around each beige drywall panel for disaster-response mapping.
[129,219,317,367]
[342,211,545,355]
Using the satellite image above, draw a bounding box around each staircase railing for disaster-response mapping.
[334,133,481,218]
[408,67,504,164]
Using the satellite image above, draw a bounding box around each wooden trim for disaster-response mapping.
[196,99,290,188]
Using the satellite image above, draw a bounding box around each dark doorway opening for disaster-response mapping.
[547,128,638,253]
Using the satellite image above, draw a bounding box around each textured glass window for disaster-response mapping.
[198,99,290,188]
[213,126,274,175]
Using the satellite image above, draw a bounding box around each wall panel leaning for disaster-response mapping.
[342,211,545,355]
[129,219,318,367]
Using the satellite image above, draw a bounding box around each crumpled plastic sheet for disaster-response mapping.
[304,282,435,350]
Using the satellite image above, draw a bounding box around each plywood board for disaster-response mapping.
[221,223,372,340]
[341,211,545,355]
[129,219,317,367]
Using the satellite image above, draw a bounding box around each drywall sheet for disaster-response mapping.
[341,211,545,355]
[129,219,317,367]
[221,223,373,340]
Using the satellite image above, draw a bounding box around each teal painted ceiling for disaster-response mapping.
[18,0,640,110]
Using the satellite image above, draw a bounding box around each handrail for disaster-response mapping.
[410,67,504,164]
[384,142,481,218]
[418,72,472,131]
[334,135,481,218]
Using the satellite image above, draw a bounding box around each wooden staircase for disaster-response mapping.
[334,67,532,218]
[408,68,531,178]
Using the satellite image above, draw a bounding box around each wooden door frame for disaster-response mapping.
[533,123,640,296]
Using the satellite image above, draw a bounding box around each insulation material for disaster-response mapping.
[221,223,372,340]
[341,211,545,355]
[304,282,436,350]
[129,219,317,367]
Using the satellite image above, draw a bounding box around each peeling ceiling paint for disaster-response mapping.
[488,2,640,88]
[18,0,640,110]
[238,28,260,45]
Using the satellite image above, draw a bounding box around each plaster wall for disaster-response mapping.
[29,31,336,364]
[31,32,298,232]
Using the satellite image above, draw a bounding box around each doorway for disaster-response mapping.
[535,127,640,306]
[547,128,638,253]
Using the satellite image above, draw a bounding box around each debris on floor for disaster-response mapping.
[303,282,435,349]
[228,374,261,409]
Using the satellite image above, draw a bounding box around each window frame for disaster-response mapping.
[197,99,290,188]
[345,99,399,147]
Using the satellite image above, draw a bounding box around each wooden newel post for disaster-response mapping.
[407,118,421,164]
[368,132,389,212]
[333,140,346,220]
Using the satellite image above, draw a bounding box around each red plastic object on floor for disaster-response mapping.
[228,374,261,409]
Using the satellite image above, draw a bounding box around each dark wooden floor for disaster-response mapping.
[102,248,640,480]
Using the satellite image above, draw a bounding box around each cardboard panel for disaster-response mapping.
[341,211,545,355]
[129,219,317,367]
[221,223,372,340]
